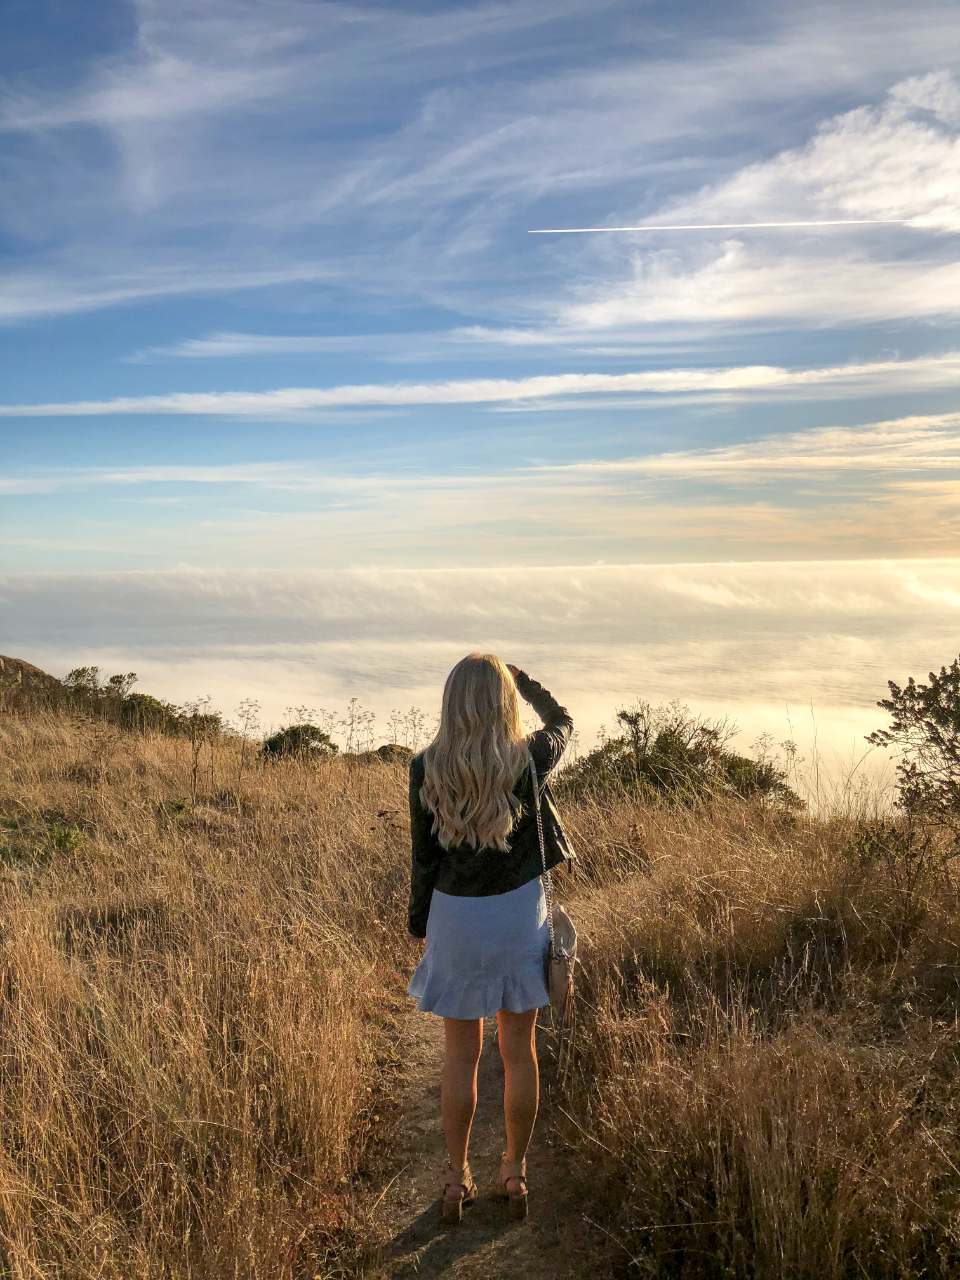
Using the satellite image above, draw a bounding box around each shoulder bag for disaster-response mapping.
[529,755,577,1025]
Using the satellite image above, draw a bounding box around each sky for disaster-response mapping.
[2,0,959,773]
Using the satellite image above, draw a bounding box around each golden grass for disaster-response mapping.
[4,709,960,1278]
[558,795,960,1279]
[0,712,412,1279]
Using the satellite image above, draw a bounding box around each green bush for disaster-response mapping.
[117,691,184,734]
[867,655,960,850]
[558,699,802,809]
[260,724,339,760]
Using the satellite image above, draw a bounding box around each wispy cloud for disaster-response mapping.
[662,72,960,234]
[4,410,957,569]
[2,1,590,134]
[125,325,710,364]
[127,332,396,361]
[0,462,306,495]
[548,412,960,477]
[562,248,960,330]
[5,410,957,495]
[558,72,960,331]
[3,353,957,417]
[4,2,959,325]
[0,265,345,324]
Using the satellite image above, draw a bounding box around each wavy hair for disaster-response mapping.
[421,653,529,852]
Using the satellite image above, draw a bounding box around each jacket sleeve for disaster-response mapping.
[407,757,443,938]
[514,671,573,777]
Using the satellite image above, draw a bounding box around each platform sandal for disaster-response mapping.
[493,1152,528,1220]
[440,1162,478,1225]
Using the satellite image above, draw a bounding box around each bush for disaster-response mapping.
[343,743,415,766]
[261,723,339,760]
[559,700,802,810]
[116,691,184,734]
[867,655,960,851]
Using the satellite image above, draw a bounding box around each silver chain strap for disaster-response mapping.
[529,755,556,955]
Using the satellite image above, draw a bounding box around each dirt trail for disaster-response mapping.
[361,1011,607,1280]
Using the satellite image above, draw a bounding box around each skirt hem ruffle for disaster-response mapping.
[407,964,549,1019]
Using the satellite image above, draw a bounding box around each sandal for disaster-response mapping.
[493,1152,528,1220]
[440,1162,478,1225]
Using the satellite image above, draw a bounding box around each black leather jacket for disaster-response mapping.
[407,671,575,938]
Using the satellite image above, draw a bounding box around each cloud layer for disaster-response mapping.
[3,559,958,772]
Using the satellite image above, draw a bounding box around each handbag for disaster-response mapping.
[529,755,577,1025]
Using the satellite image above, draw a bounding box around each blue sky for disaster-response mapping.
[2,0,959,761]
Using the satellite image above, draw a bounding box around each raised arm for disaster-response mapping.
[512,669,573,776]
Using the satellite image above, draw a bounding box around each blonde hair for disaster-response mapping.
[421,653,529,852]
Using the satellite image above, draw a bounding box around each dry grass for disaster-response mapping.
[4,709,960,1279]
[557,795,960,1279]
[0,712,413,1279]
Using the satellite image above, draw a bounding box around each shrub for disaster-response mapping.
[343,743,415,766]
[117,691,184,734]
[261,723,339,760]
[867,655,960,850]
[558,700,802,810]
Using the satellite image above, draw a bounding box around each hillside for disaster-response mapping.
[2,696,959,1278]
[0,653,62,691]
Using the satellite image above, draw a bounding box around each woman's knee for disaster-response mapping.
[443,1017,483,1067]
[497,1008,537,1065]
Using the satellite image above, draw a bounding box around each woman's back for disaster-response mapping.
[407,668,573,936]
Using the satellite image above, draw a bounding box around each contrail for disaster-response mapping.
[529,219,908,233]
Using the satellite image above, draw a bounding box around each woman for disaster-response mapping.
[406,653,574,1224]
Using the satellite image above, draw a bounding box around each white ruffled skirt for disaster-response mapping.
[407,877,550,1019]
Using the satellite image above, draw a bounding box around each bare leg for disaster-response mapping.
[496,1007,539,1188]
[441,1017,483,1189]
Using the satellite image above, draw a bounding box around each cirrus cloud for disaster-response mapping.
[2,352,957,418]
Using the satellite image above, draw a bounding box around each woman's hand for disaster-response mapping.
[506,664,521,679]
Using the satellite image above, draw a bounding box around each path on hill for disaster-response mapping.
[361,1010,607,1280]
